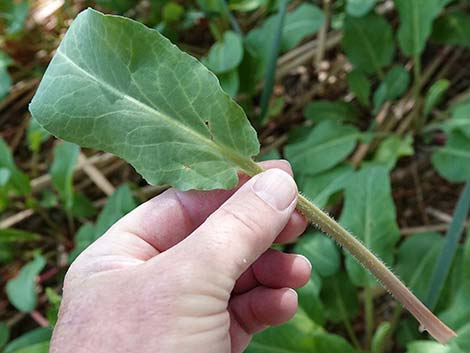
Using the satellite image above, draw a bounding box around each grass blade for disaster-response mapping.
[259,0,288,121]
[425,181,470,310]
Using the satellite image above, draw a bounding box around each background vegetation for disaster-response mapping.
[1,0,470,352]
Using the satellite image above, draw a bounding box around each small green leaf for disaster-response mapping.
[432,132,470,182]
[301,164,354,208]
[373,134,414,170]
[432,11,470,47]
[30,9,260,191]
[320,272,359,324]
[27,118,50,153]
[295,232,340,277]
[373,65,410,112]
[0,0,29,34]
[347,69,371,107]
[446,101,470,138]
[395,0,450,56]
[0,51,13,100]
[340,165,400,287]
[0,167,11,186]
[304,100,359,123]
[372,322,392,353]
[69,223,95,262]
[423,79,450,116]
[0,138,31,195]
[406,341,450,353]
[285,121,360,176]
[346,0,378,17]
[297,279,325,326]
[94,184,137,238]
[8,342,50,353]
[203,31,243,74]
[218,69,239,97]
[246,3,324,79]
[50,141,80,210]
[0,228,41,243]
[45,287,61,326]
[342,13,395,75]
[94,0,135,13]
[162,2,185,23]
[4,328,52,353]
[425,182,470,310]
[6,254,46,312]
[0,322,9,350]
[70,193,96,218]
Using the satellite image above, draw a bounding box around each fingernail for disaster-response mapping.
[252,169,297,211]
[296,255,312,271]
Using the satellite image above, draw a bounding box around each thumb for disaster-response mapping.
[174,168,298,280]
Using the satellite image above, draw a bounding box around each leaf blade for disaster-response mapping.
[30,9,259,191]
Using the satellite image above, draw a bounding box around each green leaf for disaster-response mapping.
[432,131,470,182]
[0,138,31,195]
[0,322,9,349]
[0,167,11,186]
[342,13,394,75]
[395,0,450,56]
[246,3,324,79]
[340,165,400,287]
[446,101,470,138]
[0,0,29,34]
[346,0,378,17]
[294,232,340,277]
[304,100,359,123]
[27,118,50,153]
[50,141,80,210]
[320,272,359,324]
[406,341,450,353]
[373,65,410,112]
[202,31,243,74]
[373,134,414,170]
[423,79,450,116]
[70,193,96,218]
[30,9,259,191]
[247,309,359,353]
[396,232,444,300]
[9,342,49,353]
[94,0,135,13]
[218,69,239,97]
[45,287,61,326]
[439,230,470,330]
[426,182,470,310]
[347,69,371,107]
[69,223,95,262]
[6,254,46,312]
[0,228,41,243]
[372,322,392,353]
[284,121,360,176]
[94,184,137,238]
[432,11,470,47]
[162,2,185,23]
[301,164,354,208]
[0,51,13,100]
[297,279,325,326]
[4,328,52,353]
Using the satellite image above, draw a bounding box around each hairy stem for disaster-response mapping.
[296,194,456,344]
[239,160,456,343]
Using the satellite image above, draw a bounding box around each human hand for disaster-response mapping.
[50,160,311,353]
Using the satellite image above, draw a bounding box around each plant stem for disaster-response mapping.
[335,280,362,349]
[365,286,375,348]
[295,194,456,344]
[237,159,456,344]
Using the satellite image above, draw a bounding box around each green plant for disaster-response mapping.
[29,8,457,344]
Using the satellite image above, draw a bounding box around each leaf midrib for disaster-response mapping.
[56,50,250,170]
